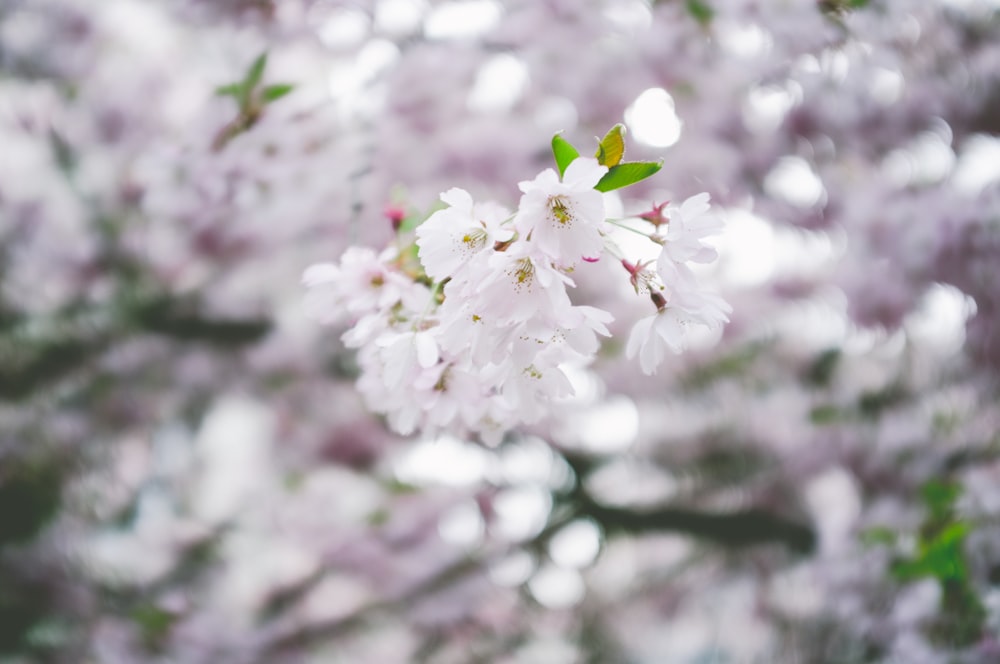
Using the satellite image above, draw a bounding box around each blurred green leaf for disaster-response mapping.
[245,52,268,92]
[131,604,177,652]
[805,348,841,387]
[922,480,961,520]
[685,0,714,26]
[214,83,243,98]
[262,83,295,102]
[0,460,63,544]
[860,527,897,547]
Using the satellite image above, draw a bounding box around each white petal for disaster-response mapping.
[440,187,474,211]
[562,157,608,189]
[625,315,655,360]
[415,332,440,368]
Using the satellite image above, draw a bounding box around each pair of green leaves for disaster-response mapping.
[215,53,294,115]
[551,124,663,193]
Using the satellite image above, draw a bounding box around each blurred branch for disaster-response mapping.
[254,555,484,660]
[581,500,815,553]
[0,293,270,402]
[560,452,816,553]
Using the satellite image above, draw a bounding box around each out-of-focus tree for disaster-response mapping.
[1,0,999,661]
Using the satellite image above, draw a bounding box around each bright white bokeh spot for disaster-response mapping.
[585,458,678,507]
[492,485,552,541]
[884,131,956,187]
[393,435,490,487]
[497,437,556,485]
[438,500,485,547]
[548,519,602,569]
[315,8,369,48]
[602,0,653,33]
[625,88,682,148]
[716,209,838,287]
[356,39,401,80]
[572,395,639,453]
[715,209,776,287]
[559,364,602,405]
[374,0,427,36]
[327,40,399,115]
[528,565,586,609]
[804,467,861,554]
[467,54,529,113]
[489,550,536,587]
[424,0,502,40]
[743,82,800,134]
[764,156,826,208]
[870,67,904,106]
[719,22,772,58]
[905,283,976,355]
[952,134,1000,194]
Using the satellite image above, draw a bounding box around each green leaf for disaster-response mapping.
[594,160,662,192]
[261,83,294,102]
[685,0,714,26]
[595,124,626,167]
[922,480,961,520]
[551,133,580,177]
[215,83,244,98]
[860,526,897,547]
[246,52,268,91]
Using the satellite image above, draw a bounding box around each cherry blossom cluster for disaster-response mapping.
[304,132,730,441]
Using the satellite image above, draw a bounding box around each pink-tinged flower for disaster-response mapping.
[659,193,724,265]
[513,157,608,265]
[303,247,429,324]
[416,188,512,282]
[625,307,692,375]
[656,258,732,330]
[476,242,575,326]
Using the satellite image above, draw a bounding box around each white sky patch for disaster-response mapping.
[393,435,490,487]
[374,0,427,36]
[548,519,602,569]
[743,82,801,134]
[951,134,1000,194]
[764,156,826,208]
[625,88,682,148]
[424,0,502,40]
[467,54,529,113]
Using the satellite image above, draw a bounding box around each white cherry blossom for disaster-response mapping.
[416,187,512,283]
[513,157,608,265]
